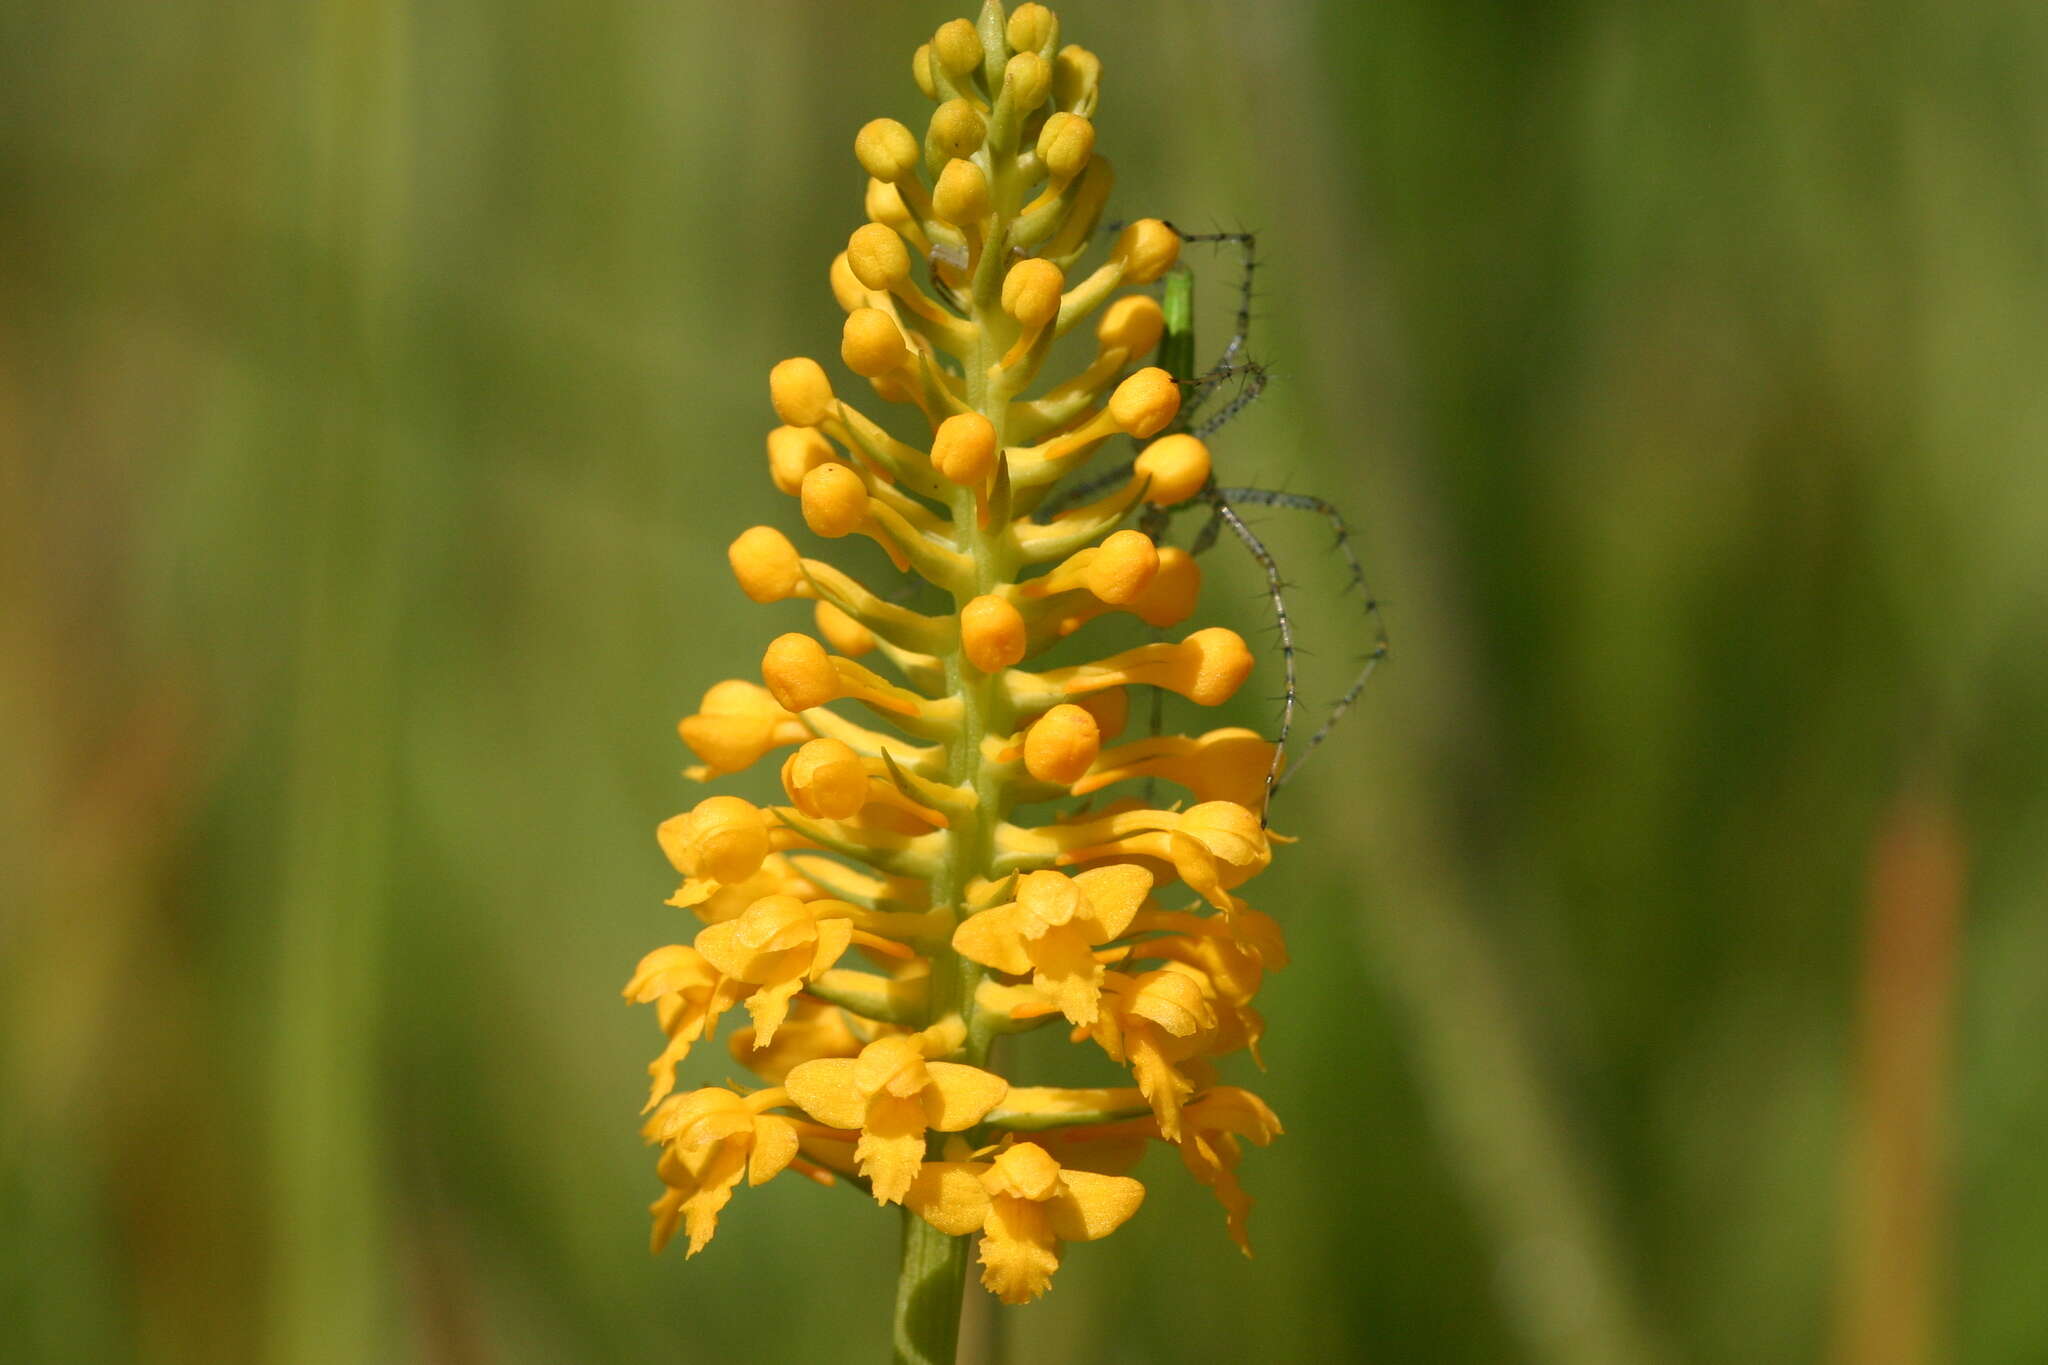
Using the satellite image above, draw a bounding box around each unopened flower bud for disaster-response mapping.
[800,462,869,539]
[761,633,838,712]
[1001,258,1064,331]
[847,223,912,291]
[813,600,875,656]
[1053,45,1101,109]
[932,18,983,77]
[1004,52,1052,112]
[855,118,920,181]
[1084,530,1159,604]
[1129,546,1201,627]
[1023,703,1100,785]
[1007,4,1057,55]
[1096,294,1164,355]
[770,357,835,427]
[1036,112,1095,180]
[765,425,839,496]
[782,738,870,820]
[1133,433,1210,505]
[728,525,806,603]
[931,412,998,486]
[1107,367,1181,438]
[1111,218,1180,285]
[932,158,992,225]
[841,308,907,378]
[929,99,986,159]
[961,595,1028,673]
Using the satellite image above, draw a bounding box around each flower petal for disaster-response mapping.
[950,906,1033,975]
[921,1062,1010,1130]
[1071,863,1152,940]
[1047,1170,1146,1243]
[784,1057,868,1130]
[810,914,854,976]
[978,1195,1061,1305]
[904,1161,992,1236]
[748,1115,800,1186]
[856,1091,929,1205]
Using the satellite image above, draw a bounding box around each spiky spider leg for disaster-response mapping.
[1208,488,1390,793]
[1179,485,1299,825]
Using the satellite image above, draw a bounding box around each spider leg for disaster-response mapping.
[1149,485,1297,826]
[1212,487,1390,790]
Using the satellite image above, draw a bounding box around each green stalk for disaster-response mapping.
[890,15,1031,1351]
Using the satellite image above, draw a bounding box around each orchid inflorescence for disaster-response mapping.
[625,0,1289,1324]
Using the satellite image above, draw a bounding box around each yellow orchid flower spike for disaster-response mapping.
[622,5,1310,1358]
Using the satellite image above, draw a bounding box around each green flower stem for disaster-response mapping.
[890,73,1034,1365]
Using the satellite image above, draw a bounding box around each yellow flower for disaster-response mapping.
[623,944,739,1110]
[693,893,855,1044]
[644,1087,804,1257]
[1088,963,1220,1140]
[951,864,1151,1026]
[1173,1087,1283,1256]
[784,1033,1008,1204]
[904,1141,1144,1304]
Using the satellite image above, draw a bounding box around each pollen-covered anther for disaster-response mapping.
[1132,433,1212,506]
[769,357,837,428]
[781,737,871,821]
[728,526,811,604]
[961,595,1029,674]
[1021,703,1100,785]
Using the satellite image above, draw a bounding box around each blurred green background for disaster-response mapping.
[5,1,2044,1361]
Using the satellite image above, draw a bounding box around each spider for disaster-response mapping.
[1041,223,1390,826]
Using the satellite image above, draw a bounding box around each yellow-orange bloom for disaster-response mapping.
[645,1087,805,1257]
[785,1033,1008,1204]
[905,1141,1144,1304]
[952,864,1151,1026]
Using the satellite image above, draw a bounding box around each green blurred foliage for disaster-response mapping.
[3,1,2044,1362]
